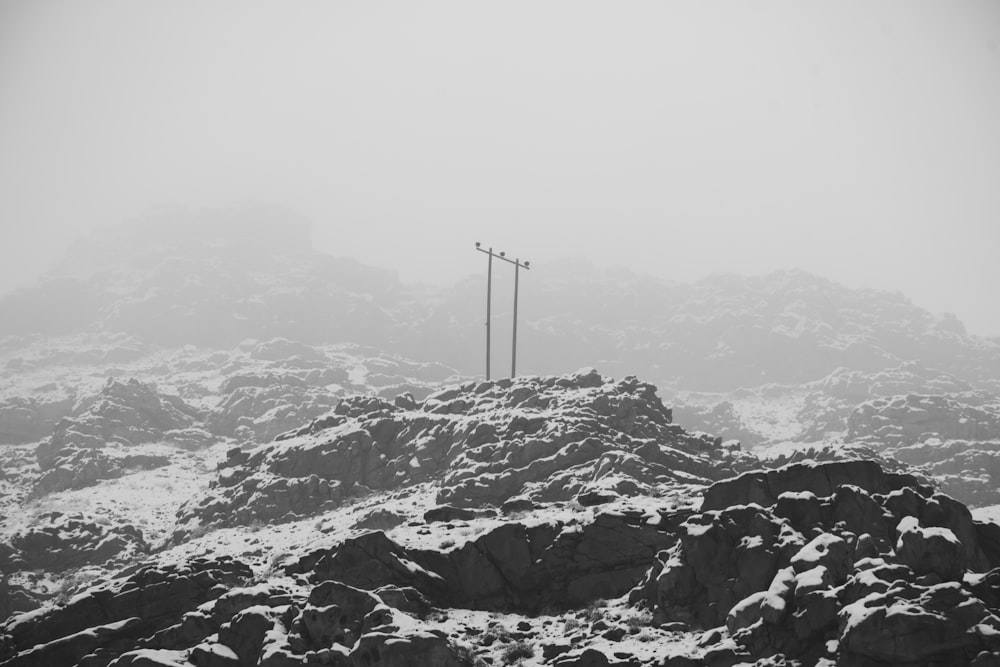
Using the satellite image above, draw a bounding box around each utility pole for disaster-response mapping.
[474,242,495,380]
[475,242,530,379]
[509,257,529,377]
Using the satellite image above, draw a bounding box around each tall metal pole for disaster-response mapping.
[485,249,493,381]
[511,260,519,378]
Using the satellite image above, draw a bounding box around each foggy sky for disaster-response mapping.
[2,1,999,334]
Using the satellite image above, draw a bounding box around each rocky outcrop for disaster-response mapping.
[700,459,925,512]
[30,378,203,496]
[671,400,763,448]
[0,556,253,667]
[794,391,857,442]
[846,393,1000,447]
[820,362,973,403]
[795,362,982,442]
[0,577,38,622]
[176,370,755,536]
[292,507,692,614]
[0,556,472,667]
[0,393,75,445]
[834,392,1000,507]
[6,511,147,572]
[887,438,1000,508]
[635,460,1000,665]
[36,378,201,469]
[29,448,174,499]
[206,382,340,444]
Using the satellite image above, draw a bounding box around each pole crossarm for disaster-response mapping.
[475,246,530,270]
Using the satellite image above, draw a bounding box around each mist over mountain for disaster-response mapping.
[2,206,997,393]
[2,205,1000,666]
[0,206,401,348]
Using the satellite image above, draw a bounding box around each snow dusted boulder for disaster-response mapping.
[789,533,853,584]
[894,515,965,581]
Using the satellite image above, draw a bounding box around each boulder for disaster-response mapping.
[894,516,965,581]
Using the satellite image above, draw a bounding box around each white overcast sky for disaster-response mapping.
[1,1,999,333]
